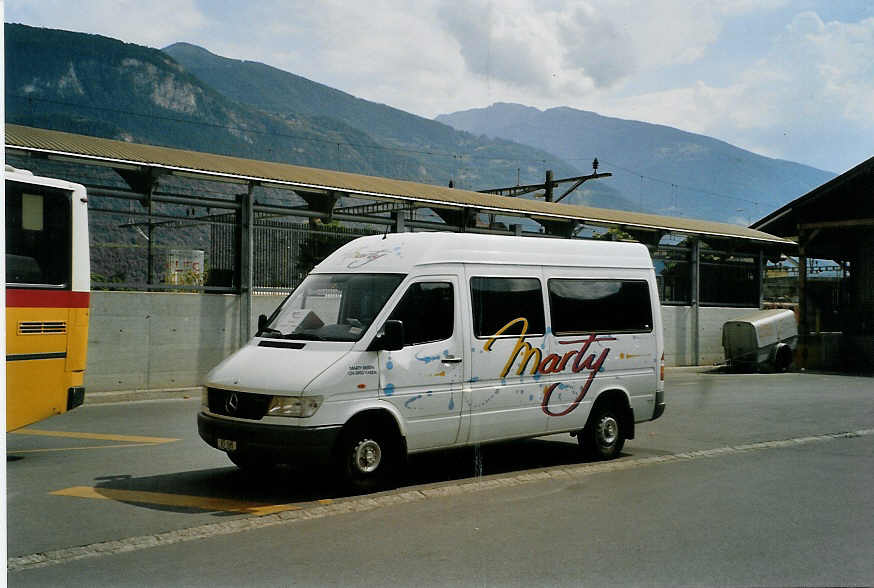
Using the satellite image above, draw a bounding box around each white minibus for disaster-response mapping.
[199,232,666,490]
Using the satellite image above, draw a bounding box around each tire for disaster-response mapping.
[227,450,274,472]
[773,344,793,372]
[580,404,625,460]
[337,426,397,493]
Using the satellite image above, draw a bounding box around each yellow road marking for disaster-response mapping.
[51,486,312,516]
[10,443,160,454]
[11,429,179,444]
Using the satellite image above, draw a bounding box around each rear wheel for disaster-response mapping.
[337,426,397,493]
[773,344,793,372]
[580,404,625,460]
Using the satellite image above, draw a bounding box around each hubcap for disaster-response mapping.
[352,439,382,474]
[597,416,619,446]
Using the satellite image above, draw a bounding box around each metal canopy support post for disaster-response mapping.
[691,237,701,366]
[798,237,808,369]
[115,167,168,289]
[146,174,155,287]
[758,249,765,308]
[392,209,406,233]
[239,182,255,347]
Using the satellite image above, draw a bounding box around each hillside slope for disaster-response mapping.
[438,103,835,223]
[4,24,423,179]
[162,42,632,208]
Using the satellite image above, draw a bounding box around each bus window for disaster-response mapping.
[5,182,72,287]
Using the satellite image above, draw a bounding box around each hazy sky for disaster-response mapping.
[5,0,873,173]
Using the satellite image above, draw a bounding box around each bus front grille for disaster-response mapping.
[207,388,271,420]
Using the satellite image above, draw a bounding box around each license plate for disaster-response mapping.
[217,438,237,451]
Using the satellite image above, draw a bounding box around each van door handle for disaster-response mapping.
[441,356,463,364]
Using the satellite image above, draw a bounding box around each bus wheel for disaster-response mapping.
[337,427,396,493]
[580,404,625,460]
[227,450,274,472]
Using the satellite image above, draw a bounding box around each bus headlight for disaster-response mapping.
[267,395,323,418]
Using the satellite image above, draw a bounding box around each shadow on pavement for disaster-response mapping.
[87,435,622,515]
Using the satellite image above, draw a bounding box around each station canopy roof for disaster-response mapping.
[751,155,874,258]
[6,124,793,247]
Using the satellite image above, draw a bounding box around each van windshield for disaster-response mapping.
[263,273,405,342]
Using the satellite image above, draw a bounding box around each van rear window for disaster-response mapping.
[470,277,545,338]
[548,279,653,334]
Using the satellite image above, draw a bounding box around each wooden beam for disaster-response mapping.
[799,218,874,230]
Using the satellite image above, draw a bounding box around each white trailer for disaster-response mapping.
[722,309,797,371]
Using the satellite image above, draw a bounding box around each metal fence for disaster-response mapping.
[652,242,761,307]
[8,153,791,308]
[207,213,380,294]
[90,205,379,293]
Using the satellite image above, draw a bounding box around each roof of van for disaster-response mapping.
[315,232,654,274]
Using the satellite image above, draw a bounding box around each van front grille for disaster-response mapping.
[19,321,67,335]
[207,388,271,420]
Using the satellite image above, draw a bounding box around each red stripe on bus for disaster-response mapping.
[5,289,90,308]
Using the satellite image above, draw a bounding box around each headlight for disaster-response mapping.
[267,395,323,418]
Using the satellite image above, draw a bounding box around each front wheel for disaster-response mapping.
[337,428,398,493]
[580,405,625,460]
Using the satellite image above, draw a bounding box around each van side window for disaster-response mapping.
[548,279,653,334]
[470,277,545,337]
[388,282,454,345]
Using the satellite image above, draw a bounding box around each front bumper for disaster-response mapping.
[652,389,666,420]
[197,412,342,464]
[67,386,85,410]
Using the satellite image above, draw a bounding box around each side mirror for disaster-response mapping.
[369,320,405,351]
[256,314,268,337]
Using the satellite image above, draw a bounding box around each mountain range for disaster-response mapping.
[437,103,835,224]
[5,23,835,224]
[4,25,600,201]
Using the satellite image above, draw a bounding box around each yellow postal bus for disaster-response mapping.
[5,166,90,431]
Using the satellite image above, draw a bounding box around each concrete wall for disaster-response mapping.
[85,292,752,393]
[661,305,757,366]
[86,292,285,393]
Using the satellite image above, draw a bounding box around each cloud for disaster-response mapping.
[5,0,207,49]
[593,10,874,172]
[437,1,565,91]
[432,0,781,98]
[2,0,780,112]
[558,3,637,86]
[5,0,870,170]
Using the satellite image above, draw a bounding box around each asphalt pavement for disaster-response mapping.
[6,369,874,586]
